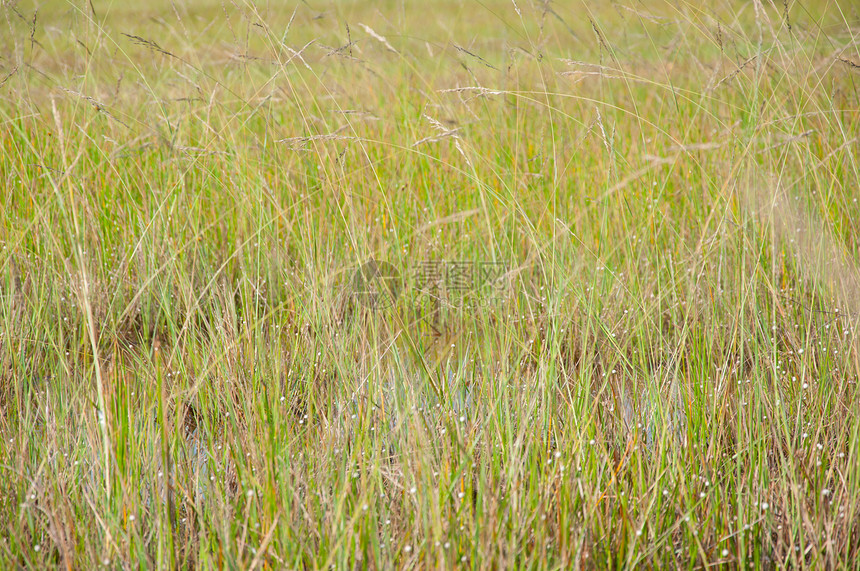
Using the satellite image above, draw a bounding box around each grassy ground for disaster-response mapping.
[2,0,860,568]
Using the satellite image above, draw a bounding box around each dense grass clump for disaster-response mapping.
[1,0,860,568]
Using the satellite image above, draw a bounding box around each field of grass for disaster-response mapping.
[2,0,860,568]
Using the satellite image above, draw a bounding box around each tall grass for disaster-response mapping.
[1,0,859,568]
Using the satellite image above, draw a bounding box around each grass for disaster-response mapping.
[1,0,859,568]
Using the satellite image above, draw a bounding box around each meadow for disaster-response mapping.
[1,0,860,568]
